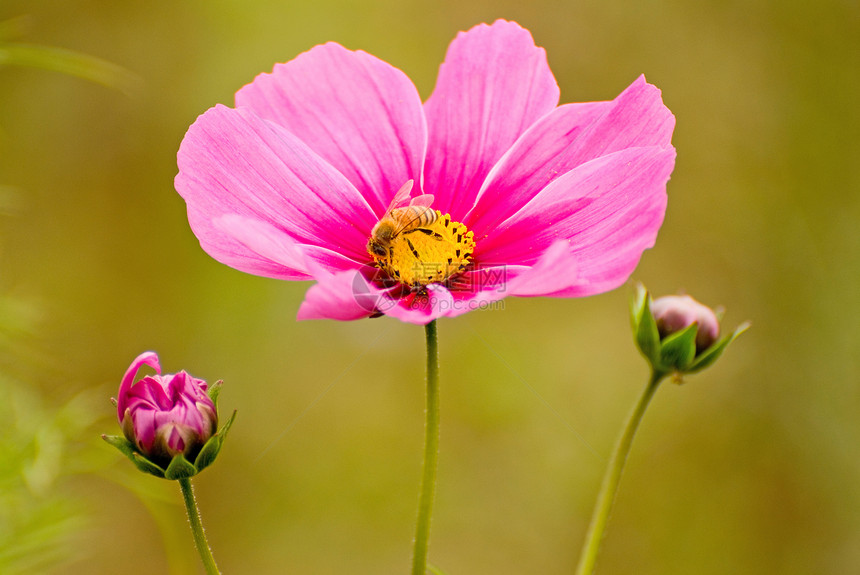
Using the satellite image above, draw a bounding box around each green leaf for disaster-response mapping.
[687,321,750,373]
[194,436,221,473]
[659,323,699,370]
[206,380,223,410]
[0,16,31,41]
[217,409,237,441]
[194,410,237,472]
[104,435,166,478]
[428,563,451,575]
[131,452,166,478]
[632,286,661,366]
[101,434,136,459]
[164,454,198,480]
[629,282,647,329]
[0,42,140,94]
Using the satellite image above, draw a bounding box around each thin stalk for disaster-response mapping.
[574,370,667,575]
[178,477,221,575]
[412,320,441,575]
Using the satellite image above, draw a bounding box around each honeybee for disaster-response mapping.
[367,180,438,259]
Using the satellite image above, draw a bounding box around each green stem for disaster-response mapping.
[178,477,221,575]
[412,320,441,575]
[574,370,667,575]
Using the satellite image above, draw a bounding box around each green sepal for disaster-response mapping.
[631,283,661,366]
[164,454,198,480]
[206,380,223,409]
[659,322,699,371]
[131,452,166,478]
[103,434,166,477]
[194,409,237,473]
[101,434,136,459]
[629,282,647,329]
[687,321,750,373]
[194,435,220,474]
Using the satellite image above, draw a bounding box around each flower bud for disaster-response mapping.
[650,294,720,353]
[103,352,236,480]
[630,284,748,379]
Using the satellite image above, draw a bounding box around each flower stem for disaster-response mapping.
[178,477,221,575]
[412,319,441,575]
[574,370,667,575]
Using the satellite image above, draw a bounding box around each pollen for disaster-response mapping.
[371,211,475,287]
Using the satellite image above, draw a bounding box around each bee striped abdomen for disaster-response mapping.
[391,205,438,230]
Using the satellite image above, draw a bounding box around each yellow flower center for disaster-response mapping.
[370,211,475,288]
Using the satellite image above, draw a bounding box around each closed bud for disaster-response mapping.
[103,352,236,480]
[630,284,748,379]
[650,294,720,353]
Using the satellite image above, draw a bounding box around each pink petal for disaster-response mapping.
[296,268,383,322]
[187,374,209,393]
[166,372,197,401]
[504,240,581,297]
[446,263,511,294]
[170,395,207,433]
[438,244,580,312]
[131,409,158,450]
[129,376,173,410]
[212,214,307,278]
[423,20,560,218]
[466,76,675,238]
[176,105,377,280]
[214,214,364,277]
[443,286,511,319]
[163,425,187,456]
[235,42,427,216]
[478,146,675,297]
[117,352,160,422]
[381,284,456,324]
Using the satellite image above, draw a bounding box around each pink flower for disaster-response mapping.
[175,20,675,324]
[116,352,217,468]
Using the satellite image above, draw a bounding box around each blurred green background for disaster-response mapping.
[1,0,858,573]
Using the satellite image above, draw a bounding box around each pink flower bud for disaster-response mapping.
[116,352,217,468]
[650,295,720,353]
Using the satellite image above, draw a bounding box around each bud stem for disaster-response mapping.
[411,319,440,575]
[575,370,667,575]
[178,477,221,575]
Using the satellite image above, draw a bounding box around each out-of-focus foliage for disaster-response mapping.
[0,293,98,574]
[0,19,140,574]
[0,0,858,574]
[0,377,92,574]
[0,16,138,93]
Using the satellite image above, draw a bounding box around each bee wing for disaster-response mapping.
[391,204,438,237]
[408,194,435,208]
[381,180,436,237]
[383,180,415,215]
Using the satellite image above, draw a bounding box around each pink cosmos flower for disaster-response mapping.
[175,20,676,324]
[116,352,217,468]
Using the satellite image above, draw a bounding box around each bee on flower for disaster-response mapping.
[176,20,676,323]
